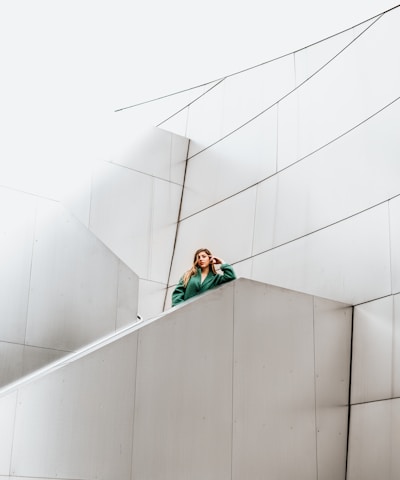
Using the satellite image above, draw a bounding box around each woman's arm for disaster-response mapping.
[218,263,237,282]
[171,278,186,306]
[211,256,236,282]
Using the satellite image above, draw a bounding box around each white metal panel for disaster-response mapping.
[107,127,188,185]
[314,297,352,406]
[259,100,400,252]
[181,106,277,218]
[221,55,294,137]
[0,188,36,344]
[347,399,400,480]
[0,390,17,475]
[252,204,391,305]
[170,188,257,285]
[26,199,120,351]
[186,84,225,157]
[252,175,279,254]
[163,285,176,312]
[0,342,23,387]
[186,57,293,172]
[315,407,349,480]
[149,178,183,283]
[90,161,153,276]
[59,164,93,228]
[351,296,393,404]
[230,257,253,280]
[394,294,400,397]
[10,333,137,479]
[278,12,400,172]
[296,10,400,164]
[7,477,52,480]
[277,92,299,170]
[90,161,182,283]
[170,130,189,184]
[138,279,167,319]
[159,108,189,138]
[116,260,139,329]
[313,297,352,480]
[132,284,234,480]
[158,83,226,139]
[295,48,363,167]
[390,196,400,293]
[393,399,400,477]
[0,342,64,388]
[22,345,67,379]
[232,280,317,480]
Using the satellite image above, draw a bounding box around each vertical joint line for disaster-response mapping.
[148,179,155,278]
[115,262,120,331]
[250,185,259,257]
[230,283,236,480]
[312,298,319,480]
[130,330,141,479]
[345,306,355,480]
[388,201,395,400]
[24,198,39,346]
[163,138,191,310]
[387,200,393,296]
[275,103,279,173]
[9,389,20,476]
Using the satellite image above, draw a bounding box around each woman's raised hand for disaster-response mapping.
[211,255,224,264]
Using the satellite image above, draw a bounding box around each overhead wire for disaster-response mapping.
[156,77,226,129]
[185,12,383,161]
[113,3,400,114]
[178,93,400,222]
[144,4,400,294]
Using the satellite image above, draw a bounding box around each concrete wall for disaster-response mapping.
[0,187,138,388]
[346,293,400,479]
[0,278,352,480]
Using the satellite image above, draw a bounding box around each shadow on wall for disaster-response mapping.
[0,186,139,388]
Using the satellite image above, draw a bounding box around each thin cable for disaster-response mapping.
[114,79,223,112]
[186,13,383,162]
[179,94,400,223]
[166,93,400,287]
[168,192,400,290]
[114,3,400,113]
[232,193,400,274]
[156,77,226,128]
[162,139,192,310]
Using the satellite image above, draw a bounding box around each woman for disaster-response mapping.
[172,248,236,306]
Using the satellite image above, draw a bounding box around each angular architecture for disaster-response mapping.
[1,5,400,479]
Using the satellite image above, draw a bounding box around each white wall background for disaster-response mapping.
[0,187,138,387]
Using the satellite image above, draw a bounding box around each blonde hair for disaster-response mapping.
[182,248,217,287]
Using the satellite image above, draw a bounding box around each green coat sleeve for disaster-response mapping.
[171,278,186,306]
[217,264,236,283]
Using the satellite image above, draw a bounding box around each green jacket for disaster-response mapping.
[172,264,236,306]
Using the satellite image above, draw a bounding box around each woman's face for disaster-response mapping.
[196,251,211,268]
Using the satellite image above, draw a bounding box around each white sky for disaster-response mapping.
[0,0,398,198]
